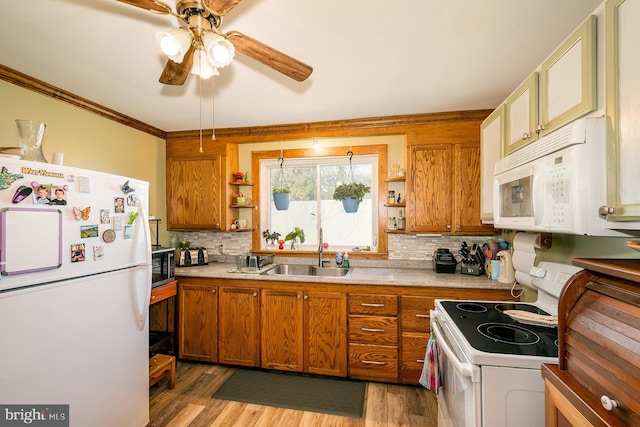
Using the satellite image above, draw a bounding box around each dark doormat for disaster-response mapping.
[212,368,366,418]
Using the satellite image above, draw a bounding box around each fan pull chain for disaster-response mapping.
[211,75,216,140]
[198,74,203,153]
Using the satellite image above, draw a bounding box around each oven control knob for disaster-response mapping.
[529,266,546,278]
[601,395,618,411]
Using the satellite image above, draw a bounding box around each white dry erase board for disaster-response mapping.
[0,208,62,275]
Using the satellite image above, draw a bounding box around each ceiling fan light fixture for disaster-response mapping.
[202,32,235,68]
[156,28,192,63]
[191,49,215,79]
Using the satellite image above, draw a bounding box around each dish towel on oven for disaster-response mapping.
[419,333,442,393]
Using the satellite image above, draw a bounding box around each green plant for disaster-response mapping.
[332,182,371,203]
[284,227,305,245]
[261,229,281,245]
[272,187,290,193]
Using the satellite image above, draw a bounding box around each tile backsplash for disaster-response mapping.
[176,231,496,268]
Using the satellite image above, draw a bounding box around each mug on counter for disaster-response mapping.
[234,219,247,229]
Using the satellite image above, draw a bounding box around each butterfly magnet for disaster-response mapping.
[121,180,135,194]
[73,206,91,221]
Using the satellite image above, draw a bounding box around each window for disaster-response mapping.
[259,152,379,252]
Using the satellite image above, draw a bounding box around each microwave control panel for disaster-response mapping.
[546,155,571,229]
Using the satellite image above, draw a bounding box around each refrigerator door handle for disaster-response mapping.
[132,265,152,331]
[135,207,152,267]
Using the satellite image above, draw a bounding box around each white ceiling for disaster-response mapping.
[0,0,603,133]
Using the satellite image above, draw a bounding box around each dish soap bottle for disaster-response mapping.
[342,253,350,268]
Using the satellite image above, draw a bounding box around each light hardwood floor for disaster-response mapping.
[149,361,438,427]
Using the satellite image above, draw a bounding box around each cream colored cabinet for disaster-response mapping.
[503,15,597,157]
[603,0,640,225]
[480,105,505,223]
[504,72,539,155]
[539,15,597,137]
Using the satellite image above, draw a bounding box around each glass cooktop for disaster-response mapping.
[440,301,558,358]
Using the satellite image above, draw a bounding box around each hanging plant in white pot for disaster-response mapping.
[332,150,371,213]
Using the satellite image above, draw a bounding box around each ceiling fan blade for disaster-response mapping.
[227,31,312,82]
[159,45,195,85]
[202,0,243,16]
[116,0,172,14]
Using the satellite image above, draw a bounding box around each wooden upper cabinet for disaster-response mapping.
[407,144,453,233]
[407,142,492,234]
[166,155,224,230]
[480,105,505,224]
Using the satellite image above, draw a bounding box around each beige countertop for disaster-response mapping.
[175,263,514,290]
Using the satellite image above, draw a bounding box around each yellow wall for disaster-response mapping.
[0,80,168,245]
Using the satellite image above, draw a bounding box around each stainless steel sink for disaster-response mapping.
[261,264,352,277]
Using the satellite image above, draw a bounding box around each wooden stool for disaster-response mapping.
[149,354,176,389]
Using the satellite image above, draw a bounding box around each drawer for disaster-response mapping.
[349,343,398,382]
[400,296,433,332]
[349,316,397,345]
[349,294,398,316]
[401,332,428,368]
[150,280,177,305]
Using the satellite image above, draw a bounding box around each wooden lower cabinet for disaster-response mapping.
[218,286,261,367]
[348,293,399,382]
[177,276,515,384]
[177,279,218,362]
[261,288,347,377]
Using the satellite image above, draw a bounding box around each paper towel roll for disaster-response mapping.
[512,232,539,286]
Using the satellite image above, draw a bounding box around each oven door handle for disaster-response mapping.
[431,313,481,383]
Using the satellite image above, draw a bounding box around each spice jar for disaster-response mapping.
[397,210,406,230]
[387,191,396,204]
[388,217,397,230]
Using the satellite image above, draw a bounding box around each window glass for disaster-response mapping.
[261,155,378,252]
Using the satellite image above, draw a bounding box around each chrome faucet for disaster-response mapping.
[318,227,329,267]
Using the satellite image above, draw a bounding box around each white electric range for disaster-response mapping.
[431,262,583,427]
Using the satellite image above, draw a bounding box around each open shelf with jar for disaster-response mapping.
[228,182,254,232]
[385,176,406,233]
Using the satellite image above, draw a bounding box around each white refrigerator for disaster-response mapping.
[0,157,151,427]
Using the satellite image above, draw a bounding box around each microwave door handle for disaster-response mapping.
[431,316,480,383]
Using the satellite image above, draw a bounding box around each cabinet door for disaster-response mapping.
[261,288,303,372]
[178,282,217,362]
[407,144,453,233]
[304,291,347,377]
[166,156,223,230]
[605,0,640,224]
[540,15,596,137]
[505,72,539,155]
[480,105,505,223]
[454,143,493,234]
[218,286,260,367]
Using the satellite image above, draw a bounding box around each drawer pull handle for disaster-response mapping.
[361,328,385,333]
[601,395,618,411]
[362,360,386,365]
[361,303,384,307]
[417,359,425,363]
[415,314,429,318]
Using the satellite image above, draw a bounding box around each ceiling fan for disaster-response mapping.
[116,0,313,85]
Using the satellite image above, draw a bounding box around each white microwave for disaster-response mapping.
[493,117,627,236]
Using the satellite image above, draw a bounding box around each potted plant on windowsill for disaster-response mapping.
[332,182,371,213]
[272,187,290,210]
[284,227,305,250]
